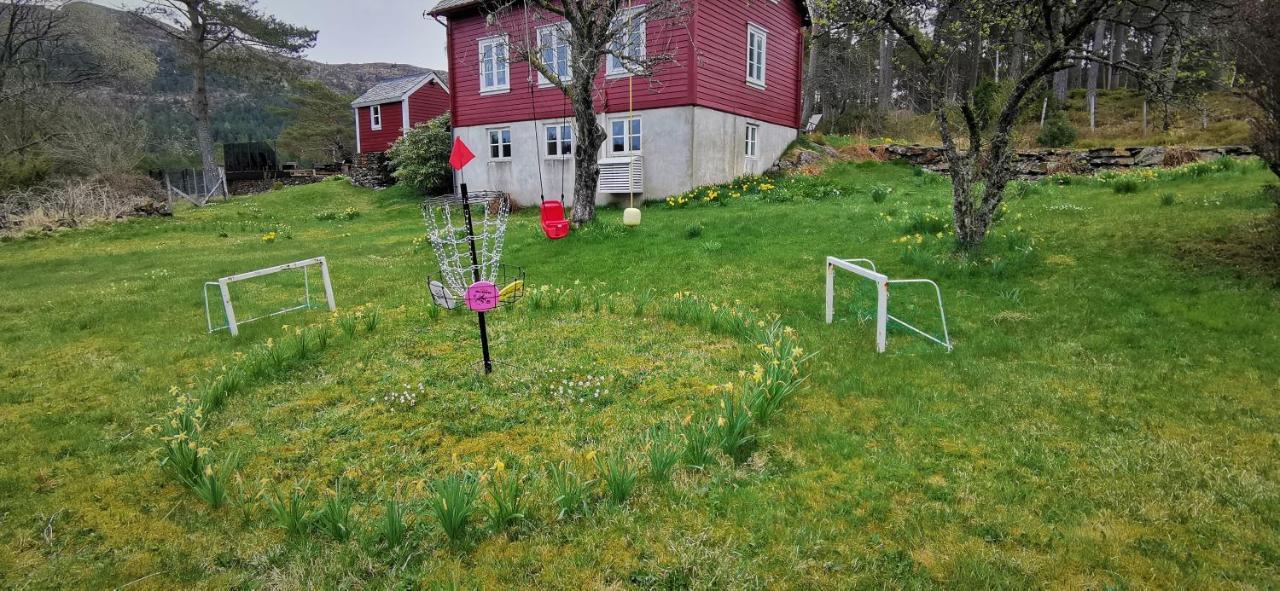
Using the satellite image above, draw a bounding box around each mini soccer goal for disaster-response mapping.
[203,257,336,336]
[824,257,952,353]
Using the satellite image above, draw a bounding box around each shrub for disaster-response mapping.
[1037,111,1077,148]
[869,184,892,203]
[483,465,525,534]
[680,420,717,469]
[312,481,356,542]
[1112,176,1142,194]
[428,472,479,543]
[388,113,453,194]
[0,176,160,236]
[714,393,755,464]
[596,451,638,505]
[547,460,591,519]
[645,426,680,483]
[271,181,285,191]
[374,499,408,548]
[268,488,310,538]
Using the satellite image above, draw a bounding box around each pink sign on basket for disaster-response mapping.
[464,281,498,312]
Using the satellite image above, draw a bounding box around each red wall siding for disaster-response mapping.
[446,1,693,128]
[443,0,804,130]
[408,80,451,126]
[357,101,405,153]
[691,0,804,128]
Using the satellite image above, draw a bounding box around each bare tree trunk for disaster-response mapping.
[1108,19,1128,89]
[1160,11,1192,132]
[569,77,604,226]
[1008,29,1024,82]
[801,28,822,124]
[1053,69,1069,102]
[1086,20,1106,130]
[877,30,894,111]
[187,2,217,205]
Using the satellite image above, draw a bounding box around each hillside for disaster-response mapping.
[69,2,430,165]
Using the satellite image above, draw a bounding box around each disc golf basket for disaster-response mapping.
[422,189,524,373]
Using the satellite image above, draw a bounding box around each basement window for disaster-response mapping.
[488,127,512,160]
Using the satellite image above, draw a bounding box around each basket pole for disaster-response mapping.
[459,183,494,374]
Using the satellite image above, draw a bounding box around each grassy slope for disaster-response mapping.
[0,164,1278,589]
[858,90,1255,149]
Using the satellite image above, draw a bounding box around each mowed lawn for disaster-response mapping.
[0,160,1277,589]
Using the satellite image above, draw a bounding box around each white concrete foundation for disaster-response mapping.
[453,106,797,207]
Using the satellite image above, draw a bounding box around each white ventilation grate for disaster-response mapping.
[597,156,643,193]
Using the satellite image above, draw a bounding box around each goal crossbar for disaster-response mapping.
[203,256,336,336]
[825,257,952,353]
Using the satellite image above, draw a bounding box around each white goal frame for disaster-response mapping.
[203,256,336,336]
[825,257,952,353]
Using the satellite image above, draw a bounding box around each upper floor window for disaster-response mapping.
[537,24,572,84]
[745,123,759,158]
[610,115,641,154]
[545,122,573,158]
[606,10,645,77]
[488,127,512,160]
[746,24,767,88]
[479,36,509,93]
[370,104,382,130]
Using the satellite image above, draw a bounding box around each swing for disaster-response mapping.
[540,199,570,239]
[621,0,642,227]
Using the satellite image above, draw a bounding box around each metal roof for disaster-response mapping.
[351,70,449,107]
[427,0,481,16]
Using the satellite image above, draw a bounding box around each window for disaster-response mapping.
[610,116,641,154]
[606,10,645,76]
[479,36,509,93]
[488,127,512,160]
[746,24,767,88]
[370,104,382,130]
[537,24,571,84]
[544,122,573,158]
[745,123,759,158]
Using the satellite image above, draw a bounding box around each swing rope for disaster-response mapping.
[522,0,547,205]
[626,0,635,213]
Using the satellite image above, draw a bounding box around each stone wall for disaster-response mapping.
[228,176,325,196]
[881,144,1254,177]
[352,152,394,188]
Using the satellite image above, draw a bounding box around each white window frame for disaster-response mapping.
[606,9,646,77]
[544,121,573,159]
[369,104,382,130]
[536,23,572,86]
[487,127,512,161]
[745,123,759,158]
[608,115,642,155]
[479,35,510,94]
[746,24,767,89]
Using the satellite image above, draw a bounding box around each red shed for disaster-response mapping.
[352,70,451,154]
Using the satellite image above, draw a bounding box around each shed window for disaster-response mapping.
[370,104,382,130]
[545,123,573,158]
[488,127,512,160]
[745,123,759,158]
[610,116,641,154]
[479,36,509,93]
[537,24,572,84]
[746,24,767,88]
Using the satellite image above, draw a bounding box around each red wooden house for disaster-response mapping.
[427,0,807,205]
[352,70,451,154]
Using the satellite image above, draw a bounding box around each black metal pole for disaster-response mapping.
[459,183,493,374]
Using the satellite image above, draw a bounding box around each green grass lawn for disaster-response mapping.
[1,161,1278,589]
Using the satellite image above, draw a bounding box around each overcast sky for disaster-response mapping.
[98,0,450,69]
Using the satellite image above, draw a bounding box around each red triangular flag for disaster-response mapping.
[449,137,475,171]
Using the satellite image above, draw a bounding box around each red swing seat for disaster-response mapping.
[540,200,571,240]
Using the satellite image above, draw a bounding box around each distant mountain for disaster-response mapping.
[69,2,431,165]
